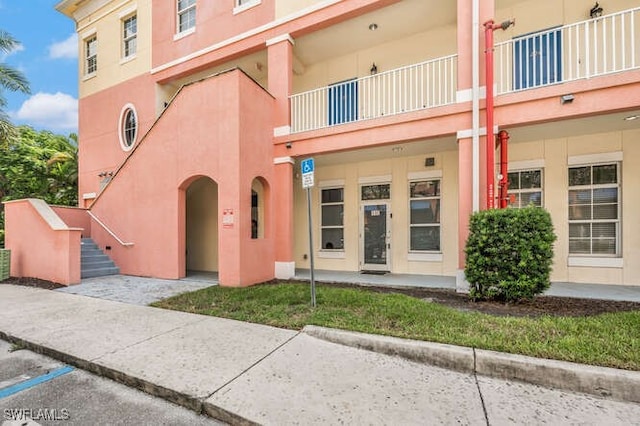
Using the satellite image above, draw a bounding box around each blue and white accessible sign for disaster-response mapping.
[301,158,315,188]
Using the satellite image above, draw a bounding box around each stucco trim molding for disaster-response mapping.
[408,253,443,262]
[318,251,345,259]
[508,159,546,171]
[275,261,295,279]
[266,34,294,47]
[408,170,442,180]
[358,175,392,184]
[568,257,623,268]
[273,125,291,136]
[274,156,294,165]
[568,151,623,166]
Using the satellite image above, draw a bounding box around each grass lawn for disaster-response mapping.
[151,281,640,371]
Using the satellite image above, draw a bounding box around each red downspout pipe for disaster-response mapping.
[483,19,514,210]
[497,130,510,208]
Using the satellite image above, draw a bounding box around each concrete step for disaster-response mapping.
[81,266,120,279]
[81,259,116,270]
[80,238,120,279]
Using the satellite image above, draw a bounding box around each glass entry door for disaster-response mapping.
[361,203,390,271]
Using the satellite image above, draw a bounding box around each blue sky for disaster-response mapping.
[1,0,78,134]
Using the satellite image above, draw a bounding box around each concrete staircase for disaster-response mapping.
[81,238,119,279]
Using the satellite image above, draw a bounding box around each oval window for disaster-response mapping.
[118,104,138,151]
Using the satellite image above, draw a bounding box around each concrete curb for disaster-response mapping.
[303,325,640,404]
[0,331,257,426]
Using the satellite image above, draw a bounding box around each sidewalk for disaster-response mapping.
[1,283,640,425]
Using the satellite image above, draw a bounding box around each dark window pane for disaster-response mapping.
[520,192,542,207]
[592,223,616,238]
[569,239,591,254]
[410,226,440,251]
[361,184,390,200]
[322,188,343,203]
[569,166,590,186]
[593,204,617,220]
[410,200,439,224]
[322,229,344,250]
[569,205,591,220]
[321,205,343,226]
[508,172,519,190]
[568,189,591,205]
[593,188,617,204]
[520,170,541,189]
[592,239,616,254]
[410,180,440,198]
[593,164,617,184]
[569,223,590,238]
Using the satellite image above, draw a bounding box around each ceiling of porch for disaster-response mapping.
[293,0,456,67]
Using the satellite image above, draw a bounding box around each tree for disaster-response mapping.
[0,30,30,141]
[0,126,78,206]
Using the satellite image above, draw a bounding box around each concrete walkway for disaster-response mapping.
[1,284,640,425]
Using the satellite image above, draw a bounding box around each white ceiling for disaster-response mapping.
[293,0,456,66]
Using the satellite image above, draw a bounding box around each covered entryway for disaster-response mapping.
[185,177,218,277]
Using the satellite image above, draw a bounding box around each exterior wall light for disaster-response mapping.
[370,63,378,75]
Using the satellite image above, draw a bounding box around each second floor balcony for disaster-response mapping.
[289,6,639,135]
[290,54,458,134]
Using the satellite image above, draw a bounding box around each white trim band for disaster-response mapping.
[508,159,546,171]
[408,170,442,180]
[274,156,294,165]
[408,253,443,262]
[358,175,392,184]
[568,257,623,268]
[273,125,291,137]
[568,151,623,166]
[266,34,294,47]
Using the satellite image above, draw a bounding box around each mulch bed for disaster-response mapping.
[4,276,640,318]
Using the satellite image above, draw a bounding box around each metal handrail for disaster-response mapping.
[87,211,134,246]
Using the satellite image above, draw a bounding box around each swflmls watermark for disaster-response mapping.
[3,408,70,422]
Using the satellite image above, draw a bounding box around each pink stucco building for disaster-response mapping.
[5,0,640,288]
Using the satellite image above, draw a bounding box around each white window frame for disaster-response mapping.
[176,0,196,36]
[507,168,544,208]
[121,14,137,60]
[234,0,261,14]
[408,179,441,253]
[84,35,98,76]
[118,104,138,151]
[568,162,621,257]
[320,187,344,252]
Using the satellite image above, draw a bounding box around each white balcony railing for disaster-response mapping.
[290,55,457,134]
[495,7,640,95]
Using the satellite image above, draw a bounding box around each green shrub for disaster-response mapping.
[464,207,556,302]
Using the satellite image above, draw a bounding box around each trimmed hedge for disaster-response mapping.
[464,207,556,302]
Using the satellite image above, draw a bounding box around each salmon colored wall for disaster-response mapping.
[4,200,81,285]
[152,0,275,69]
[151,0,399,83]
[51,207,91,238]
[88,70,274,286]
[78,73,157,200]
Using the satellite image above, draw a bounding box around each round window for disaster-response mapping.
[118,104,138,151]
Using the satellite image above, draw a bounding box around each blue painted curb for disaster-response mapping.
[0,365,75,399]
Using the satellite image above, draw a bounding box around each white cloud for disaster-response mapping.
[13,92,78,131]
[49,34,78,59]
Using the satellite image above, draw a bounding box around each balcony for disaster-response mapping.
[495,7,640,95]
[290,55,457,134]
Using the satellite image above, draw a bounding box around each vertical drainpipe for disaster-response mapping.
[483,18,515,209]
[472,0,480,212]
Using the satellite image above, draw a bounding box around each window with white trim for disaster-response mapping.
[85,36,97,75]
[122,14,137,58]
[118,105,138,151]
[321,188,344,250]
[177,0,196,34]
[568,163,620,256]
[507,169,543,208]
[409,180,440,251]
